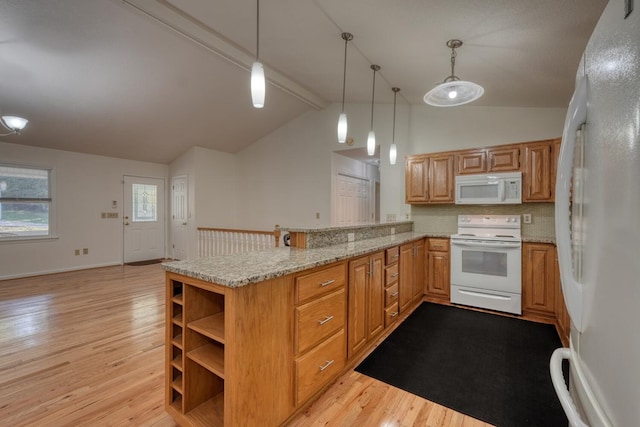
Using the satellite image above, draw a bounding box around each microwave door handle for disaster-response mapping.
[555,76,588,333]
[499,180,506,201]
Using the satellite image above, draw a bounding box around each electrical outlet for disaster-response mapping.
[347,233,355,242]
[523,214,532,224]
[74,249,80,256]
[386,213,396,222]
[390,227,395,235]
[83,248,88,255]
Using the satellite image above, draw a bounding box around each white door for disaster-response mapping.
[336,173,370,226]
[171,175,188,260]
[123,176,165,263]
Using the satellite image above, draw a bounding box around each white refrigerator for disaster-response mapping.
[551,0,640,426]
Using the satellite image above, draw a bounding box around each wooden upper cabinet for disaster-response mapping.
[405,156,429,203]
[457,150,486,174]
[523,140,554,202]
[428,154,455,203]
[405,154,454,204]
[487,146,520,172]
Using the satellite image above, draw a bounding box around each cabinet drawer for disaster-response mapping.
[385,246,400,265]
[385,263,399,286]
[295,329,345,405]
[385,283,399,307]
[295,289,345,354]
[295,263,346,304]
[428,238,449,251]
[385,302,400,327]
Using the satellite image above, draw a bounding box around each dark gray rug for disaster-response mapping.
[355,302,567,427]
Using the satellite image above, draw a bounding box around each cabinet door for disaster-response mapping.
[368,252,385,339]
[457,150,486,174]
[554,247,570,343]
[427,251,450,299]
[428,154,455,203]
[398,243,414,312]
[487,147,520,172]
[412,240,426,300]
[348,256,369,357]
[405,156,429,203]
[523,142,553,202]
[522,243,555,314]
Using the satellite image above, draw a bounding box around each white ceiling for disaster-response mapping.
[0,0,607,164]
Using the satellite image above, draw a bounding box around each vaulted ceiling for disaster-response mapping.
[0,0,607,163]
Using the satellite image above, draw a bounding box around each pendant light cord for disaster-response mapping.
[341,36,348,113]
[370,65,379,129]
[392,89,398,143]
[256,0,260,59]
[450,45,456,77]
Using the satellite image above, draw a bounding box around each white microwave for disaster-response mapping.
[455,172,522,204]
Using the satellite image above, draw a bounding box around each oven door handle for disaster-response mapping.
[451,240,521,249]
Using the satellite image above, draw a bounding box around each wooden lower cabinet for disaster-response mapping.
[554,247,570,345]
[348,252,384,358]
[522,242,556,316]
[426,238,450,302]
[399,239,426,313]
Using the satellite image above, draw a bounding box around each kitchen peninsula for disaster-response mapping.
[162,222,431,427]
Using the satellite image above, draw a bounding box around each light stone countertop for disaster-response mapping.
[162,231,429,288]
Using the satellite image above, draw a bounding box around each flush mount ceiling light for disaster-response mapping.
[251,0,265,108]
[424,39,484,107]
[337,32,353,143]
[367,64,380,156]
[389,87,400,165]
[1,116,28,136]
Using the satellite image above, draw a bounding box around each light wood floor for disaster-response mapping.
[0,264,491,427]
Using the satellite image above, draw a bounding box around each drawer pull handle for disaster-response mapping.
[391,292,399,297]
[391,272,399,278]
[393,254,399,259]
[319,359,335,371]
[318,315,334,325]
[320,279,335,287]
[391,311,399,317]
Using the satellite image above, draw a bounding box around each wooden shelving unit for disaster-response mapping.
[166,275,227,426]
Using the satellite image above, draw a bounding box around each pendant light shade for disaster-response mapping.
[251,61,265,108]
[367,64,380,156]
[337,32,353,143]
[251,0,265,108]
[389,87,400,165]
[424,39,483,107]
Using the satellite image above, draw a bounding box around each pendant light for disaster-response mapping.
[367,64,380,156]
[424,39,483,107]
[251,0,265,108]
[337,32,353,143]
[389,87,400,165]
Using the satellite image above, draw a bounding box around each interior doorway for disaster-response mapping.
[171,175,188,260]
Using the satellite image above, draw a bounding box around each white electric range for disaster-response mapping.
[449,214,522,315]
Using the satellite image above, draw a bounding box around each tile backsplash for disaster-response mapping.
[411,203,555,240]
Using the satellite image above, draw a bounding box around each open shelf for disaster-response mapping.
[188,312,225,343]
[188,343,225,378]
[172,374,183,393]
[173,313,183,327]
[172,294,184,305]
[171,334,183,349]
[185,393,224,427]
[172,354,183,370]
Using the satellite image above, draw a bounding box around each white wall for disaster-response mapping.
[409,106,567,153]
[234,102,410,229]
[169,146,238,259]
[0,141,168,279]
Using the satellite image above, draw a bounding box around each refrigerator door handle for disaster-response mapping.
[550,348,588,427]
[555,76,588,332]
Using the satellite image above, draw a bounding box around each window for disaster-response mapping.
[132,183,157,222]
[0,165,53,239]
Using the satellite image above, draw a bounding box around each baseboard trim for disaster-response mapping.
[0,262,123,281]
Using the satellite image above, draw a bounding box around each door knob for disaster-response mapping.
[124,221,129,226]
